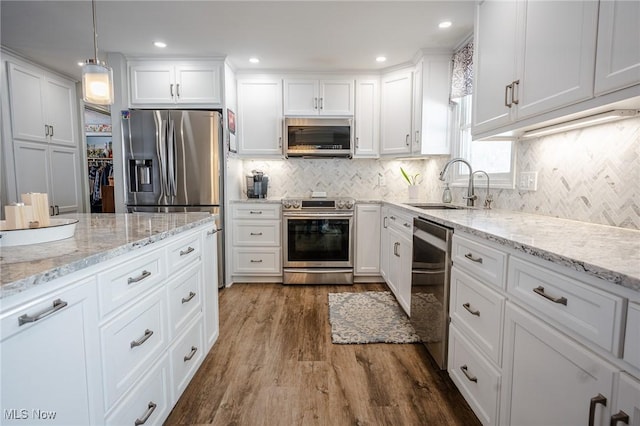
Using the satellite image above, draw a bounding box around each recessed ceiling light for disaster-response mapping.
[439,21,452,29]
[249,57,260,64]
[376,56,387,63]
[153,41,167,48]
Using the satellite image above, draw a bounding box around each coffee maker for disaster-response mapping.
[246,170,269,198]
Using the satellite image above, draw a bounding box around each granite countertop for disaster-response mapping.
[388,201,640,292]
[0,212,215,299]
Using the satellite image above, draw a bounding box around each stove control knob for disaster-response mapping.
[345,200,354,209]
[293,200,301,209]
[283,200,291,209]
[337,200,345,209]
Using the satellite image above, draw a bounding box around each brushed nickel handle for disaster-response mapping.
[184,345,198,362]
[610,410,630,426]
[250,259,263,263]
[505,83,513,107]
[170,83,174,97]
[18,299,68,326]
[394,242,400,257]
[314,97,318,109]
[415,130,420,144]
[460,365,478,383]
[512,80,520,105]
[403,222,411,228]
[128,270,151,285]
[207,229,219,236]
[249,211,263,215]
[405,134,410,146]
[250,232,263,236]
[356,137,359,148]
[50,126,54,137]
[54,205,59,215]
[533,286,568,306]
[181,291,196,304]
[45,124,50,136]
[319,97,323,110]
[176,83,180,98]
[130,329,154,348]
[589,394,607,426]
[464,253,483,263]
[50,205,54,216]
[278,136,282,148]
[180,246,195,256]
[463,303,480,317]
[389,215,396,221]
[383,217,388,228]
[134,401,157,426]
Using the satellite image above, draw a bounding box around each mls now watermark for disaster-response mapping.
[4,409,57,421]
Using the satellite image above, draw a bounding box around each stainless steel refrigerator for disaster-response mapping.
[122,109,225,288]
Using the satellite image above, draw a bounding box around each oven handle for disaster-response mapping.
[282,213,354,219]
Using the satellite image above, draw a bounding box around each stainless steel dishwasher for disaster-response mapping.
[410,216,453,370]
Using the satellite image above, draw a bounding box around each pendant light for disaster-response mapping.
[82,0,113,105]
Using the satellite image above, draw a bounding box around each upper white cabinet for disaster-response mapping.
[236,78,284,156]
[354,79,379,158]
[380,69,413,156]
[473,0,598,136]
[129,60,222,106]
[283,78,354,116]
[594,0,640,96]
[7,62,77,146]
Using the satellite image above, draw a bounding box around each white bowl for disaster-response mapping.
[0,218,79,247]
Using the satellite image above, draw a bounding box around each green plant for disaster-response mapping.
[400,167,421,185]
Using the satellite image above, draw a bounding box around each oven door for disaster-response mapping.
[283,213,353,268]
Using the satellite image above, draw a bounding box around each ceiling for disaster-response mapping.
[0,1,474,81]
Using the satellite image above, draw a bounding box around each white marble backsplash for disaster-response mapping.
[232,117,639,230]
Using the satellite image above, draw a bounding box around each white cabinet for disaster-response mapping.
[0,278,102,426]
[613,373,640,426]
[379,206,390,282]
[283,78,354,116]
[354,203,381,276]
[353,79,379,158]
[594,0,640,96]
[473,0,598,136]
[624,302,640,370]
[231,203,282,277]
[7,62,77,146]
[202,226,220,352]
[380,70,413,156]
[501,302,617,426]
[381,207,414,315]
[129,61,222,106]
[236,78,283,156]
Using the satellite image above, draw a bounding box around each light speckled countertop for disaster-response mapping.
[0,212,214,299]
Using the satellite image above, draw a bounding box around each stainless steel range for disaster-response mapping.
[282,197,355,285]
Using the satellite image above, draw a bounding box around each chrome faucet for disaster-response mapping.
[439,158,476,206]
[472,170,493,209]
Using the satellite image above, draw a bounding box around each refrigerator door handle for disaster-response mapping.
[154,111,168,203]
[167,117,177,198]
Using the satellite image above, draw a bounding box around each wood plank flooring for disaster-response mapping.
[165,283,480,426]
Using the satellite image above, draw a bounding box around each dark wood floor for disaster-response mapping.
[165,283,480,426]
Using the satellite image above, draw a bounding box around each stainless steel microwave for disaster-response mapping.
[284,117,353,158]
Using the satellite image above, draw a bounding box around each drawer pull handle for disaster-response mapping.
[533,286,568,306]
[250,259,263,263]
[589,394,607,426]
[180,246,195,256]
[403,222,411,228]
[462,303,480,317]
[610,410,629,426]
[128,270,151,285]
[207,229,219,236]
[134,401,157,426]
[130,329,154,348]
[250,232,263,236]
[464,253,483,263]
[184,346,198,362]
[393,242,400,257]
[182,291,196,304]
[249,211,263,214]
[460,365,478,383]
[18,299,68,326]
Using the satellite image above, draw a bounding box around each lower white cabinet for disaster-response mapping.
[0,278,102,426]
[381,208,414,315]
[169,314,204,404]
[202,226,220,352]
[613,373,640,426]
[501,302,617,426]
[354,203,381,276]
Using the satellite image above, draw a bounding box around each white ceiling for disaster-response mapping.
[0,1,474,80]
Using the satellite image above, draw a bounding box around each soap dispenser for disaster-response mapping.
[442,183,452,203]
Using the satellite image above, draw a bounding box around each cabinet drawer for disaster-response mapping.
[450,267,506,365]
[170,315,204,404]
[232,221,280,246]
[452,234,507,290]
[448,324,501,426]
[386,209,414,237]
[232,203,281,219]
[623,302,640,370]
[232,248,282,274]
[98,248,166,318]
[101,289,167,409]
[167,231,202,273]
[105,354,171,426]
[507,256,624,354]
[167,262,202,339]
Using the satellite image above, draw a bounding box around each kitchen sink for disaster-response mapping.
[407,203,466,210]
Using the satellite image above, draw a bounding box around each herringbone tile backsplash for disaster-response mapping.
[235,117,639,230]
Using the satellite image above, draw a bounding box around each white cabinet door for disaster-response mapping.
[319,80,354,115]
[417,55,452,155]
[594,0,640,95]
[472,0,518,134]
[354,204,381,276]
[516,0,598,120]
[379,207,390,281]
[613,373,640,426]
[175,62,222,104]
[354,79,379,157]
[387,226,412,315]
[7,62,47,143]
[501,303,617,426]
[380,70,413,156]
[43,75,77,146]
[50,146,81,213]
[202,227,219,352]
[129,63,175,104]
[237,78,283,156]
[0,279,102,426]
[14,141,51,197]
[412,61,423,152]
[283,79,318,115]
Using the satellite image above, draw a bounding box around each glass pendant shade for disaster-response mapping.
[82,60,114,105]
